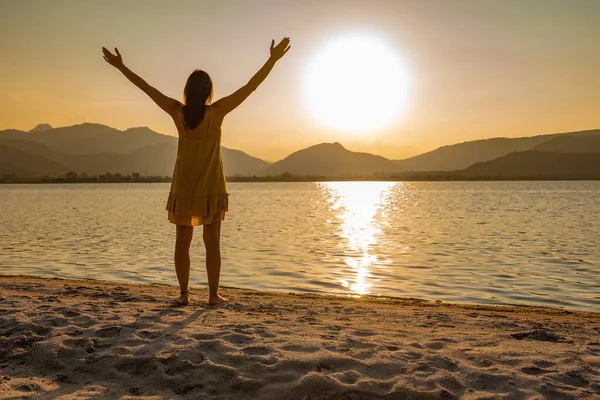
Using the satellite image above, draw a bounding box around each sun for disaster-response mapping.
[303,34,410,132]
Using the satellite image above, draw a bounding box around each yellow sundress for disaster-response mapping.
[165,105,228,226]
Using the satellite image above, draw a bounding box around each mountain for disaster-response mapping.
[22,123,119,150]
[0,144,69,177]
[58,126,176,155]
[3,123,600,179]
[0,129,27,141]
[394,129,600,172]
[29,123,52,133]
[531,134,600,153]
[0,124,270,177]
[0,139,66,162]
[222,147,270,176]
[457,151,600,179]
[265,142,402,176]
[63,143,176,176]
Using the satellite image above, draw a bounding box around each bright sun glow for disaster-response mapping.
[304,34,410,132]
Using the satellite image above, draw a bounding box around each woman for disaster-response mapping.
[102,38,291,305]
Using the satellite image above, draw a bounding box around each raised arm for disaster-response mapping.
[213,37,291,116]
[102,47,179,116]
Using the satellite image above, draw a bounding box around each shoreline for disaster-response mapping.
[0,273,594,315]
[2,178,600,184]
[1,275,599,399]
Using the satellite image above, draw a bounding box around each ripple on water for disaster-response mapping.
[0,181,599,312]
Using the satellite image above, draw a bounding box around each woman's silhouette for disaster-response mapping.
[102,38,291,305]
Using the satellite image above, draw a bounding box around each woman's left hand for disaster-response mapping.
[269,37,291,61]
[102,47,124,68]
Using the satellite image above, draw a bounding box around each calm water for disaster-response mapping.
[1,182,598,311]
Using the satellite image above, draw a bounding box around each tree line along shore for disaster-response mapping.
[1,171,599,184]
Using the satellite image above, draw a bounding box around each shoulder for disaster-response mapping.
[170,102,185,117]
[208,103,225,122]
[174,101,185,112]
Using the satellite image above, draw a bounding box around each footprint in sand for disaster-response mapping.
[38,317,69,328]
[510,329,563,342]
[533,360,556,369]
[320,334,337,340]
[138,329,162,340]
[221,332,254,345]
[425,341,446,350]
[401,350,424,361]
[329,370,361,385]
[191,333,214,341]
[176,349,206,364]
[63,337,94,350]
[343,338,377,350]
[549,369,591,388]
[282,344,321,353]
[521,366,552,375]
[352,330,376,337]
[115,355,156,376]
[95,326,122,338]
[71,315,97,328]
[241,345,273,356]
[231,327,252,335]
[437,375,465,394]
[61,309,81,318]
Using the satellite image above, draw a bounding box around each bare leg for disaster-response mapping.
[203,221,227,304]
[174,224,193,305]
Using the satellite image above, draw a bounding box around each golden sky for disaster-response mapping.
[1,0,599,161]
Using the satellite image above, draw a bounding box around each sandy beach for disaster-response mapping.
[0,275,599,399]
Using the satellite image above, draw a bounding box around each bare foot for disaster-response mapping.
[208,294,228,305]
[175,292,190,306]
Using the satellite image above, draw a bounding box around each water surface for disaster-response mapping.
[1,181,598,311]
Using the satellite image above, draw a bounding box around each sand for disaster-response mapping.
[0,275,599,399]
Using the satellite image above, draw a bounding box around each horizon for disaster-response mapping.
[1,0,600,161]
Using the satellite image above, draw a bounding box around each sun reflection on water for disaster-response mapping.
[318,182,397,295]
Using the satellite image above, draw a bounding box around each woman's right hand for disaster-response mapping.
[102,47,124,69]
[269,37,291,61]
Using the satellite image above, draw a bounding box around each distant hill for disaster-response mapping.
[0,124,270,177]
[22,123,119,150]
[222,147,270,177]
[0,129,27,141]
[29,123,53,133]
[457,151,600,179]
[0,139,66,162]
[394,129,600,172]
[0,144,69,177]
[265,142,402,176]
[3,123,600,180]
[58,126,175,155]
[531,134,600,153]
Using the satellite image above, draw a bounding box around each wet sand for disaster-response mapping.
[1,275,599,399]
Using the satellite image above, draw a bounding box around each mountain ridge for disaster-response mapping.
[1,123,599,179]
[393,129,600,171]
[265,142,403,176]
[0,124,269,177]
[457,151,600,179]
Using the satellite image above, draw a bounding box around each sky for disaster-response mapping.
[1,0,599,161]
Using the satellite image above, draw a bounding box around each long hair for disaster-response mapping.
[182,70,214,129]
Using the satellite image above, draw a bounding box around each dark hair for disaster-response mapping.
[182,70,214,129]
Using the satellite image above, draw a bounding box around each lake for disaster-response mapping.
[1,181,598,311]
